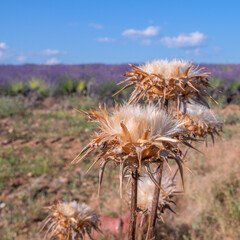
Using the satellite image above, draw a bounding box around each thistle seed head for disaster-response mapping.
[77,104,190,196]
[100,104,186,142]
[180,103,223,139]
[140,59,206,79]
[114,59,213,112]
[41,201,101,240]
[136,173,177,215]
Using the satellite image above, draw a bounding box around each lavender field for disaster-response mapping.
[1,64,240,86]
[0,63,239,107]
[0,64,240,104]
[0,64,130,87]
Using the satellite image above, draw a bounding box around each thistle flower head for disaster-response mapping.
[41,201,101,240]
[140,59,205,79]
[114,59,213,111]
[99,104,186,142]
[136,173,176,215]
[76,104,190,196]
[180,103,223,139]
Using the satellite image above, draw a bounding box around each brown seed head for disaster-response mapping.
[136,173,177,216]
[178,103,223,140]
[41,201,101,240]
[115,60,213,112]
[76,104,191,196]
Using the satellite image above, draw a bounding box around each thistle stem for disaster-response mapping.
[146,162,163,240]
[128,168,138,240]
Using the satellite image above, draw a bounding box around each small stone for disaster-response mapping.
[0,202,6,209]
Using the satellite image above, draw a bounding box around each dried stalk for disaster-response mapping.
[128,168,138,240]
[146,162,163,240]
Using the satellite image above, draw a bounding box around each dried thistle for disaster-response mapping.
[135,172,177,216]
[114,60,215,112]
[178,102,223,140]
[41,201,101,240]
[75,104,192,196]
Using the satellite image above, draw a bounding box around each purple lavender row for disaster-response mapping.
[0,64,240,87]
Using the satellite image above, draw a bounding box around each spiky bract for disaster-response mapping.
[115,60,214,111]
[136,173,177,216]
[179,103,223,140]
[41,201,101,240]
[77,104,191,195]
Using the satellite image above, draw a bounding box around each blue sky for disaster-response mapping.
[0,0,239,64]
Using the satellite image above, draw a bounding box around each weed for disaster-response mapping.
[36,110,97,137]
[195,175,240,239]
[225,113,240,125]
[224,127,235,138]
[64,95,97,110]
[0,146,53,188]
[0,97,27,118]
[209,77,223,87]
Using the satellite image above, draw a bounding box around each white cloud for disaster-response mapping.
[122,26,160,38]
[161,31,207,48]
[96,37,115,42]
[43,49,60,55]
[88,23,103,29]
[45,57,59,65]
[0,42,7,49]
[16,56,27,62]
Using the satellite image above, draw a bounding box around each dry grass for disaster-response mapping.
[162,122,240,239]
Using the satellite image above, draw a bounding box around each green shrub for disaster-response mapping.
[10,81,24,95]
[230,81,240,91]
[58,79,90,95]
[76,80,85,93]
[97,81,124,103]
[28,78,42,90]
[27,78,50,97]
[60,79,74,94]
